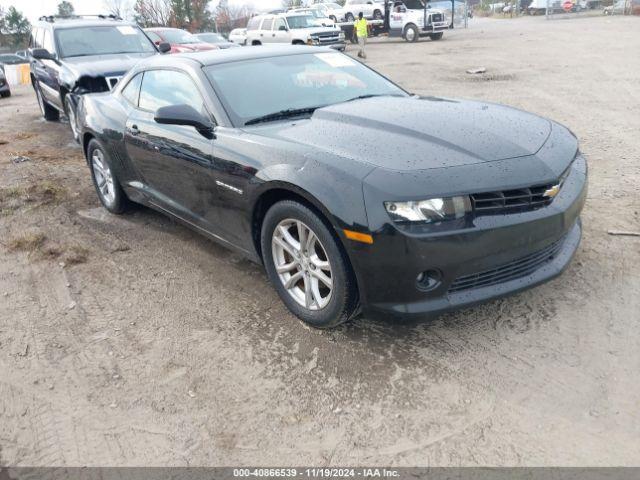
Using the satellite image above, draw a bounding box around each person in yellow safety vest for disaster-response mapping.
[354,12,369,59]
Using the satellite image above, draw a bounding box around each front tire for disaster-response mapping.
[429,32,444,41]
[34,80,60,121]
[373,9,383,19]
[261,200,359,328]
[345,12,355,22]
[404,24,420,42]
[0,91,10,98]
[87,139,129,214]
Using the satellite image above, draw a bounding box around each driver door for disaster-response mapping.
[124,68,219,229]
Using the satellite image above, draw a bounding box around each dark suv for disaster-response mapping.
[29,15,168,140]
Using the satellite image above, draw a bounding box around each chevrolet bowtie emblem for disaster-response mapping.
[543,184,561,199]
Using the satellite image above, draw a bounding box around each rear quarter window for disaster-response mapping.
[247,17,261,30]
[121,73,142,106]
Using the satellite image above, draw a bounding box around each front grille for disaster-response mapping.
[471,184,555,216]
[430,13,444,22]
[448,237,564,293]
[312,32,341,45]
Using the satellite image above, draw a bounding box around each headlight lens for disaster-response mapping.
[385,196,471,224]
[339,31,345,40]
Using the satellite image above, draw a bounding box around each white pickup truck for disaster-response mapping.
[388,0,449,42]
[246,13,346,50]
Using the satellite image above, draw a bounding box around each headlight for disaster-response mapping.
[339,31,345,40]
[384,196,471,224]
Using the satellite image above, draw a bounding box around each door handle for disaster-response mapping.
[128,125,139,136]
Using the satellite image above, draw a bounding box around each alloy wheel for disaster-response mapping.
[271,219,333,311]
[91,148,116,207]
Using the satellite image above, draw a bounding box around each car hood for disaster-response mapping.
[253,96,553,171]
[292,26,340,35]
[61,52,155,78]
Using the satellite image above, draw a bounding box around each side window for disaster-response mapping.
[139,70,208,119]
[274,18,287,31]
[121,73,142,106]
[262,18,274,31]
[42,29,55,54]
[146,31,162,43]
[246,17,260,31]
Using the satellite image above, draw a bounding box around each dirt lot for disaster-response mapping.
[1,15,639,467]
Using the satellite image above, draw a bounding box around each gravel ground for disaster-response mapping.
[0,15,639,467]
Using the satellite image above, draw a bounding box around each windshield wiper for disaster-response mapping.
[343,93,405,103]
[244,106,325,126]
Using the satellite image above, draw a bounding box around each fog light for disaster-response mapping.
[416,269,442,291]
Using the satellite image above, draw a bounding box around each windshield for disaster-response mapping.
[158,29,200,44]
[286,15,318,29]
[198,33,226,43]
[205,52,407,126]
[55,26,156,58]
[55,25,156,57]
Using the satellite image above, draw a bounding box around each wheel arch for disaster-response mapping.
[82,132,96,160]
[251,182,363,310]
[251,182,340,263]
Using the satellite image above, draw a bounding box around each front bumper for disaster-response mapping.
[323,41,347,50]
[350,155,588,319]
[422,21,449,34]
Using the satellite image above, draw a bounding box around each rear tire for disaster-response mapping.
[34,80,60,121]
[345,12,355,21]
[261,200,359,329]
[373,9,383,19]
[429,32,444,41]
[87,139,130,214]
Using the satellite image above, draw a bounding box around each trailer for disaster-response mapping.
[336,0,453,44]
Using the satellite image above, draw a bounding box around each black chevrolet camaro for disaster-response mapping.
[77,46,587,328]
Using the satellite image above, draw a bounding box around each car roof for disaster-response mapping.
[140,45,332,68]
[34,18,138,30]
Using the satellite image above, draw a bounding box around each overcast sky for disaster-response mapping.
[1,0,285,23]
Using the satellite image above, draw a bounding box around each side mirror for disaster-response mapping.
[279,25,288,31]
[31,48,55,61]
[158,42,172,53]
[154,104,215,138]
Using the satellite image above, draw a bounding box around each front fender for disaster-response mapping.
[254,153,372,235]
